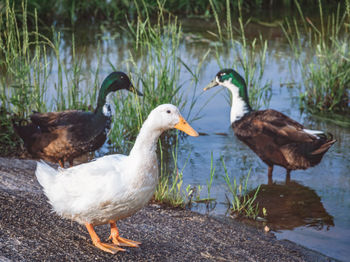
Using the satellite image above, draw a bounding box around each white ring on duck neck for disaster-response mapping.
[102,103,112,117]
[220,78,249,124]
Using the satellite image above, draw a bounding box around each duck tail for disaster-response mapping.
[35,161,57,190]
[311,139,336,156]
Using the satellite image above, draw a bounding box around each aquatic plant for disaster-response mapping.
[186,152,217,208]
[282,0,350,115]
[210,0,272,110]
[0,0,47,117]
[222,157,260,220]
[0,0,100,154]
[0,1,200,211]
[206,152,216,201]
[3,0,337,27]
[0,108,21,155]
[0,0,48,153]
[154,137,195,207]
[108,2,201,150]
[0,0,99,114]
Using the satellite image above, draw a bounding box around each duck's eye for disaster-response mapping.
[166,110,171,114]
[121,76,124,79]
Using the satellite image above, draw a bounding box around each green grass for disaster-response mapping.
[282,0,350,115]
[222,157,260,220]
[108,2,204,151]
[210,0,272,110]
[154,137,195,207]
[189,152,217,207]
[0,0,203,209]
[0,0,99,115]
[2,0,339,27]
[0,0,46,117]
[0,0,101,153]
[0,107,22,155]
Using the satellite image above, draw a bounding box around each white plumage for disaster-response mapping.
[35,104,198,254]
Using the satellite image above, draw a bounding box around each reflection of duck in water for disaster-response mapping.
[249,181,334,231]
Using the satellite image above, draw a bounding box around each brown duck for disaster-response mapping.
[204,68,336,183]
[13,71,142,168]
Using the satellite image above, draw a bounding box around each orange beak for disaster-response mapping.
[174,116,199,137]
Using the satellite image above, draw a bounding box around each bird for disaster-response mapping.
[35,104,199,254]
[204,68,336,184]
[13,71,143,168]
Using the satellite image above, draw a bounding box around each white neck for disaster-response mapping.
[129,118,162,160]
[224,81,249,124]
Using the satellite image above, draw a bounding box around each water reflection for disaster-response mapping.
[3,15,349,261]
[250,181,334,231]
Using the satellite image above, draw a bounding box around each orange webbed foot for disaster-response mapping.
[108,222,141,248]
[85,222,126,254]
[95,241,126,254]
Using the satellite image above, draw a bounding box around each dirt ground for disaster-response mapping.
[0,157,337,261]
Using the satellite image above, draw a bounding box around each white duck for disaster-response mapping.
[35,104,199,254]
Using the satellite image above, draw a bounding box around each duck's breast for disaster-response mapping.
[59,153,158,225]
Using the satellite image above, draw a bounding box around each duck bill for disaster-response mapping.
[129,85,143,96]
[174,116,199,137]
[203,79,219,91]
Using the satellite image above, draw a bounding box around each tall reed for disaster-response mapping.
[0,0,100,154]
[4,0,333,27]
[222,157,260,219]
[108,1,196,150]
[210,0,272,110]
[0,0,49,153]
[0,0,48,116]
[282,0,350,115]
[154,136,194,207]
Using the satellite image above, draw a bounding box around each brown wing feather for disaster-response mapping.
[235,109,316,145]
[30,110,92,131]
[233,109,335,170]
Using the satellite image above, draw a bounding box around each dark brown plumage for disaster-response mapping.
[12,72,142,168]
[204,68,336,183]
[232,109,336,183]
[13,110,110,167]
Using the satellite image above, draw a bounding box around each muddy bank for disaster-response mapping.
[0,157,337,261]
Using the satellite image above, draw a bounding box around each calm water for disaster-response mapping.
[176,24,350,261]
[18,17,350,261]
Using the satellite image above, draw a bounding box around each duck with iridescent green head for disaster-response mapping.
[13,71,142,168]
[204,68,336,183]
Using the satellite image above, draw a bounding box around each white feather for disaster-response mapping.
[35,104,187,226]
[218,78,248,123]
[303,128,324,138]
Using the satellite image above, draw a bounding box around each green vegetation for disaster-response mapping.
[282,0,350,115]
[210,0,272,110]
[0,0,100,153]
[1,0,346,214]
[189,152,217,207]
[222,158,260,219]
[0,0,98,115]
[205,152,216,201]
[0,108,21,155]
[0,0,46,117]
[154,138,197,207]
[0,0,198,154]
[0,0,49,152]
[2,0,337,26]
[109,5,187,150]
[0,0,203,209]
